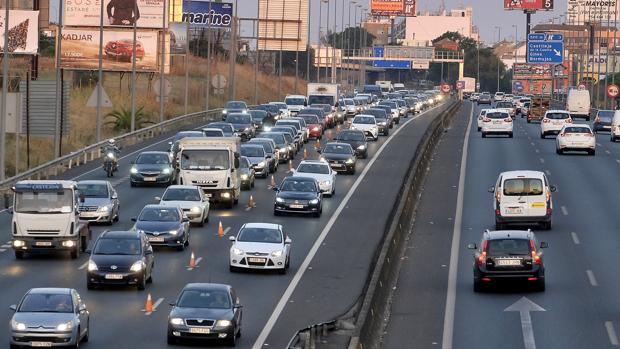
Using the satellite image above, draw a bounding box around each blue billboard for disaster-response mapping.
[181,1,234,28]
[373,60,411,69]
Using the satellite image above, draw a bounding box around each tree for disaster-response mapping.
[105,106,154,132]
[326,27,376,50]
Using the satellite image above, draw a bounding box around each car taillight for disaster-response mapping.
[545,190,550,203]
[478,240,488,266]
[483,117,491,122]
[495,190,501,202]
[505,118,512,122]
[530,240,541,265]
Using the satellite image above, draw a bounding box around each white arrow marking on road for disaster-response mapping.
[504,297,546,349]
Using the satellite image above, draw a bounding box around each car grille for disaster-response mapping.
[14,336,70,343]
[284,199,308,205]
[247,252,269,256]
[185,319,215,327]
[98,264,130,272]
[79,205,99,212]
[27,230,61,235]
[140,171,160,176]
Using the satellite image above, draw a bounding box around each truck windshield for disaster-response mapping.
[15,190,73,214]
[180,150,229,170]
[308,95,335,106]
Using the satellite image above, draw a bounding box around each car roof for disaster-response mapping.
[285,95,306,99]
[183,283,232,292]
[176,131,203,135]
[142,204,180,210]
[546,110,570,113]
[28,287,72,295]
[202,128,224,132]
[299,160,329,166]
[242,222,282,230]
[250,138,276,143]
[241,144,265,149]
[484,230,534,240]
[100,230,142,239]
[138,151,169,156]
[77,180,109,186]
[499,170,545,179]
[165,185,200,191]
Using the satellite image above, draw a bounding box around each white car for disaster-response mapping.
[481,109,513,138]
[476,109,487,131]
[556,124,596,155]
[489,170,555,230]
[540,110,572,138]
[292,160,336,196]
[350,115,379,141]
[229,223,291,274]
[494,92,505,101]
[156,185,210,226]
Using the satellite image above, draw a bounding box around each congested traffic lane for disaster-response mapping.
[0,104,446,348]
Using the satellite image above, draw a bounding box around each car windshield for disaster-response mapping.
[546,113,569,119]
[354,116,375,124]
[563,126,591,134]
[344,99,355,105]
[486,112,508,119]
[226,114,251,124]
[208,124,234,133]
[77,184,108,198]
[238,227,282,243]
[180,150,229,170]
[241,146,265,157]
[337,131,365,141]
[203,130,224,137]
[136,153,170,165]
[19,293,73,313]
[177,289,231,309]
[250,141,273,153]
[497,103,512,108]
[281,133,294,143]
[598,110,614,120]
[303,109,324,118]
[259,104,280,114]
[271,103,287,109]
[239,157,251,168]
[365,110,387,119]
[300,115,319,124]
[94,238,141,255]
[260,133,285,144]
[297,163,330,174]
[280,179,317,192]
[324,144,353,154]
[250,111,267,120]
[162,188,201,201]
[285,97,306,105]
[487,239,530,256]
[15,189,74,214]
[503,178,544,196]
[139,207,180,222]
[225,102,246,109]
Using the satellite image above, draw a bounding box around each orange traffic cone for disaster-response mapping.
[288,160,293,172]
[145,293,153,313]
[270,175,276,188]
[303,148,308,160]
[189,252,196,268]
[218,221,225,238]
[247,195,255,208]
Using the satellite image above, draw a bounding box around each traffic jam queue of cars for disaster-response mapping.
[5,88,441,348]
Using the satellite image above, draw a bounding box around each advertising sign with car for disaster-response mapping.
[0,10,39,54]
[63,0,167,28]
[59,28,160,72]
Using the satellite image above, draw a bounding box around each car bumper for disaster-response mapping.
[309,129,322,138]
[130,173,173,184]
[482,127,513,134]
[251,166,268,177]
[326,161,355,172]
[593,124,611,131]
[230,254,287,269]
[200,189,235,204]
[495,213,551,224]
[79,211,112,222]
[146,233,184,246]
[168,325,234,341]
[12,236,80,252]
[274,202,321,213]
[474,266,544,282]
[11,330,77,347]
[87,270,144,286]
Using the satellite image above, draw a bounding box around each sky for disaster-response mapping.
[50,0,568,44]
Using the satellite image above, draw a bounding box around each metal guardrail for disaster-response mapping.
[0,108,223,196]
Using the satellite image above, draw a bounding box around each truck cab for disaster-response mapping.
[177,137,241,209]
[10,181,91,259]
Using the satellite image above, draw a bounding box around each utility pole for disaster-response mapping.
[331,0,337,84]
[54,0,64,157]
[340,0,345,85]
[317,0,323,82]
[513,24,517,92]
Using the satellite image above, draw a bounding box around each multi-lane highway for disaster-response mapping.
[384,101,620,349]
[0,102,451,348]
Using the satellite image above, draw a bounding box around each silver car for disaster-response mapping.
[10,288,90,348]
[77,180,119,224]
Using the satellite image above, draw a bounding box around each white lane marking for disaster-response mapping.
[616,159,620,164]
[535,149,540,153]
[597,142,603,147]
[252,103,441,349]
[606,150,612,155]
[586,270,598,287]
[561,206,568,216]
[145,297,164,316]
[545,170,551,176]
[539,158,545,164]
[530,142,535,146]
[0,249,6,252]
[441,103,473,349]
[1,244,10,248]
[187,257,203,271]
[78,261,89,270]
[571,232,580,245]
[606,321,620,346]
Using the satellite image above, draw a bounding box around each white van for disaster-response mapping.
[610,110,620,142]
[566,89,591,120]
[489,171,556,230]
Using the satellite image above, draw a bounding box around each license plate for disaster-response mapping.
[144,177,157,182]
[248,257,266,263]
[35,241,52,247]
[149,237,164,242]
[493,121,502,124]
[189,327,211,334]
[289,204,304,209]
[331,163,343,168]
[496,259,522,266]
[105,274,124,280]
[506,207,522,214]
[31,342,52,347]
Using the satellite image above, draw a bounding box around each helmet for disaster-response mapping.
[108,139,115,145]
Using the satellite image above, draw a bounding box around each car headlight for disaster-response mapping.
[191,206,201,213]
[288,145,293,151]
[232,247,244,255]
[378,122,386,126]
[242,110,248,114]
[346,158,354,164]
[97,205,111,213]
[216,320,232,327]
[169,318,184,326]
[56,322,72,331]
[309,199,319,205]
[130,260,144,272]
[169,229,180,236]
[106,152,115,159]
[130,167,138,174]
[279,148,287,153]
[257,161,265,168]
[87,260,98,271]
[312,127,319,131]
[321,180,331,186]
[162,168,171,174]
[241,174,248,180]
[11,320,26,331]
[271,250,284,257]
[275,197,285,203]
[265,126,272,132]
[222,110,228,114]
[319,156,326,162]
[357,145,366,150]
[244,127,250,131]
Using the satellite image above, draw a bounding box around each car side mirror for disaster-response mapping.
[540,241,549,249]
[8,208,13,214]
[467,243,477,250]
[549,185,557,192]
[234,304,243,309]
[131,217,137,222]
[79,303,87,312]
[487,186,495,193]
[145,249,153,255]
[183,217,190,222]
[154,196,161,202]
[229,236,236,242]
[111,193,118,199]
[272,186,279,192]
[9,304,16,311]
[285,237,292,244]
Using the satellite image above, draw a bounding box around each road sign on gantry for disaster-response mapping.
[527,33,564,64]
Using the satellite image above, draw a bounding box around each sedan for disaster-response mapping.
[156,185,210,226]
[130,151,175,187]
[168,283,242,346]
[333,129,368,159]
[293,160,336,196]
[273,176,323,217]
[240,144,269,178]
[481,110,513,138]
[350,115,379,141]
[132,205,190,250]
[206,122,235,137]
[77,180,119,224]
[248,138,279,172]
[364,108,391,136]
[593,109,614,133]
[222,100,249,120]
[476,109,488,132]
[10,288,89,349]
[319,142,357,174]
[86,230,154,290]
[229,223,292,273]
[299,114,324,139]
[556,124,596,155]
[257,132,291,163]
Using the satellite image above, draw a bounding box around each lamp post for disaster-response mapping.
[495,26,501,92]
[512,24,518,91]
[348,1,356,91]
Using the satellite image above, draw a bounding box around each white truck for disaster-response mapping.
[462,77,476,93]
[307,83,340,108]
[375,80,393,95]
[177,137,241,208]
[9,180,91,259]
[284,95,308,116]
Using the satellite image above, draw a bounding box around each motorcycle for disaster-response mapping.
[103,151,117,177]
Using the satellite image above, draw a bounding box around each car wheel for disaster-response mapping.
[177,241,185,252]
[226,326,237,346]
[87,281,95,290]
[114,212,120,222]
[542,221,552,230]
[167,332,177,345]
[227,199,234,209]
[536,279,546,292]
[590,149,596,156]
[273,209,280,216]
[137,274,146,290]
[540,132,545,139]
[130,181,136,187]
[278,266,287,275]
[477,127,481,132]
[14,250,24,259]
[612,135,616,142]
[481,132,486,138]
[197,215,204,227]
[71,244,80,259]
[556,148,561,154]
[71,328,80,349]
[527,119,531,123]
[251,178,255,188]
[473,279,484,293]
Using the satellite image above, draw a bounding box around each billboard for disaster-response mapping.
[169,22,187,55]
[0,10,39,54]
[258,0,308,51]
[567,0,619,24]
[63,0,167,28]
[504,0,554,10]
[59,28,160,72]
[371,0,404,15]
[403,0,416,16]
[513,63,552,79]
[171,1,233,28]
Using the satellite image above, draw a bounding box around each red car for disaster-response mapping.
[299,114,323,139]
[105,39,145,62]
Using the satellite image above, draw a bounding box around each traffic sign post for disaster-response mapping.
[607,84,620,99]
[456,81,465,90]
[441,84,451,94]
[527,33,564,64]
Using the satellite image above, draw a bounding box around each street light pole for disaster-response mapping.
[317,0,322,82]
[496,26,501,92]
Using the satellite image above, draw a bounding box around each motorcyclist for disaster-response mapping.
[102,139,121,171]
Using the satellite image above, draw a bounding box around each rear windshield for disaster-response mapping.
[487,239,530,256]
[546,112,570,119]
[497,102,512,108]
[563,127,591,134]
[503,178,544,196]
[598,110,614,119]
[486,112,509,119]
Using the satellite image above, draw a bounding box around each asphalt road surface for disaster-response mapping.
[384,101,620,349]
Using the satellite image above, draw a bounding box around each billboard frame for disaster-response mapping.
[503,0,554,11]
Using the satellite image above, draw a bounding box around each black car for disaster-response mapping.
[132,205,190,251]
[318,142,357,174]
[254,103,282,121]
[86,230,154,290]
[468,230,547,292]
[249,110,272,131]
[364,108,391,135]
[206,122,235,137]
[373,105,395,127]
[167,283,242,346]
[333,130,368,158]
[378,101,400,124]
[130,151,175,187]
[593,109,614,133]
[225,113,255,141]
[222,101,249,120]
[273,176,323,217]
[257,132,290,163]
